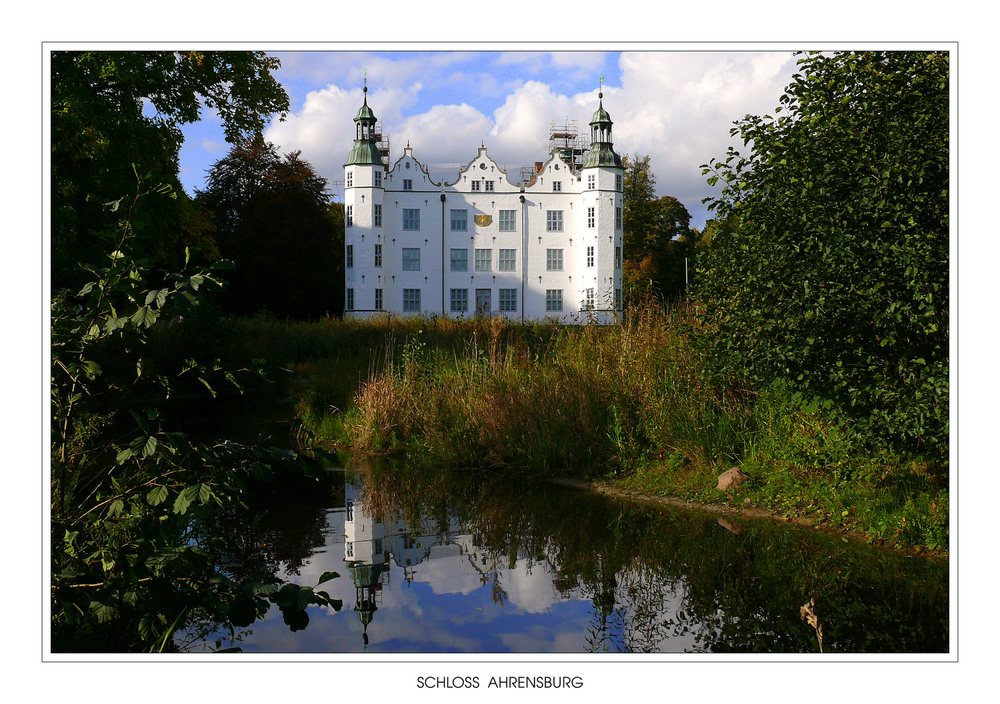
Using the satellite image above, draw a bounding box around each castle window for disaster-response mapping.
[546,249,563,271]
[374,204,382,227]
[499,289,517,312]
[615,245,621,269]
[616,174,623,191]
[498,249,516,271]
[546,289,563,311]
[584,288,595,310]
[587,207,595,228]
[484,181,494,191]
[615,206,622,230]
[346,205,353,227]
[546,210,564,232]
[587,246,594,268]
[403,208,420,230]
[615,288,622,310]
[451,209,468,231]
[403,289,421,312]
[450,288,468,312]
[402,248,421,271]
[450,248,468,271]
[346,288,354,311]
[346,244,353,268]
[552,181,562,192]
[374,170,382,187]
[475,248,492,272]
[471,181,481,191]
[346,171,353,188]
[498,210,516,231]
[403,179,413,190]
[588,174,595,190]
[374,243,382,268]
[375,288,383,310]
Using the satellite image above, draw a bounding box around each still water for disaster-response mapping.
[183,459,948,654]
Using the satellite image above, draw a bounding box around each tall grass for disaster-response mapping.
[232,304,947,552]
[339,305,754,476]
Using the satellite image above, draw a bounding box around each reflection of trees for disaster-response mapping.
[201,467,340,581]
[353,463,949,654]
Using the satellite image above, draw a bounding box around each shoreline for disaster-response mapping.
[548,476,949,562]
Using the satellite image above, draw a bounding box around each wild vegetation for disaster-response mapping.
[49,49,949,652]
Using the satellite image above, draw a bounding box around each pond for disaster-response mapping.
[179,455,949,654]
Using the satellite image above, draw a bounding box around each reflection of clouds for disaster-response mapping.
[500,561,559,614]
[409,545,484,596]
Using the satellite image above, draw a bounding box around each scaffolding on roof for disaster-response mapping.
[373,120,390,169]
[548,119,590,173]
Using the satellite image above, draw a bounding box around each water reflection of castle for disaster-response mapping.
[343,479,493,646]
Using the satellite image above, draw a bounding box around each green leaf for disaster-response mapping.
[316,571,340,586]
[147,485,169,506]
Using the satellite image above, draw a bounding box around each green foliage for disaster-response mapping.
[195,138,340,318]
[51,50,289,291]
[50,177,339,652]
[621,154,699,303]
[695,51,949,460]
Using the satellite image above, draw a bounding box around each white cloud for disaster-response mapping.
[257,51,801,226]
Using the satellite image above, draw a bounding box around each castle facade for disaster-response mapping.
[344,86,625,323]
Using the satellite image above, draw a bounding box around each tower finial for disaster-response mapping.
[364,69,368,93]
[598,75,604,100]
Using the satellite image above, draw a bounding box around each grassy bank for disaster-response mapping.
[227,308,948,554]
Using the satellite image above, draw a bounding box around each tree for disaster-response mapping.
[51,51,290,290]
[195,138,339,318]
[696,51,949,458]
[621,154,697,303]
[50,174,342,652]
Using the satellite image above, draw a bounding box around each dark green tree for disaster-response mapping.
[51,50,289,290]
[195,138,339,318]
[621,154,696,303]
[696,51,949,458]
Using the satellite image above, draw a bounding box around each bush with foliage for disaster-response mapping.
[696,51,949,460]
[50,174,340,652]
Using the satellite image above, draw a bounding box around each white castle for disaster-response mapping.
[343,85,625,323]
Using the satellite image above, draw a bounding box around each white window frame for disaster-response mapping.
[403,289,421,312]
[498,249,516,271]
[346,205,353,227]
[403,178,413,191]
[375,288,383,310]
[450,288,468,312]
[552,181,562,192]
[450,248,468,271]
[546,210,563,232]
[498,210,516,231]
[474,248,492,272]
[587,245,594,268]
[402,247,421,271]
[587,206,595,229]
[346,244,353,268]
[373,203,382,227]
[546,289,563,312]
[403,208,420,231]
[346,288,354,311]
[546,248,563,271]
[374,243,382,268]
[374,170,382,187]
[499,288,517,312]
[451,209,468,231]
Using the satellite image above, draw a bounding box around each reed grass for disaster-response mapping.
[229,303,948,552]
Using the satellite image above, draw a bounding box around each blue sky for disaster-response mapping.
[178,50,803,229]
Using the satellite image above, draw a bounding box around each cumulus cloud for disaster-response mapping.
[257,51,800,225]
